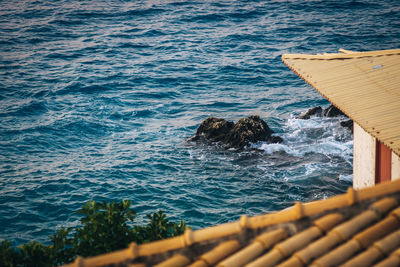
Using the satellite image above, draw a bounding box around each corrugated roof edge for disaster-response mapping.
[281,48,400,60]
[281,48,400,157]
[61,179,400,267]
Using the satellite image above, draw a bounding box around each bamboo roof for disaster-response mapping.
[62,179,400,267]
[282,48,400,157]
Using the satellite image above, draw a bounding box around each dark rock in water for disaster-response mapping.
[340,119,354,133]
[298,104,354,134]
[191,115,282,149]
[226,115,282,149]
[323,104,346,117]
[299,105,345,119]
[297,106,323,119]
[191,117,234,143]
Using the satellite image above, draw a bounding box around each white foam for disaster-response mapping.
[188,150,206,160]
[302,140,351,156]
[259,143,302,157]
[278,114,353,156]
[304,163,319,175]
[252,112,354,188]
[339,174,353,182]
[286,116,322,129]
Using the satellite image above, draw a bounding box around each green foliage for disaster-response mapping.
[74,200,137,257]
[49,228,74,266]
[134,210,186,243]
[1,240,19,267]
[1,240,54,267]
[1,200,187,267]
[17,242,54,267]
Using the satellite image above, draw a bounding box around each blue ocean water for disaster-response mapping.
[1,0,400,245]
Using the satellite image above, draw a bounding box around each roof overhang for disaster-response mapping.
[282,48,400,157]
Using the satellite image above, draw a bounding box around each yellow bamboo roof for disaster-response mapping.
[62,179,400,267]
[282,48,400,157]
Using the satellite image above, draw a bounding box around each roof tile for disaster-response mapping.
[279,233,343,267]
[312,205,400,266]
[343,230,400,266]
[154,254,190,267]
[245,213,344,267]
[190,240,241,267]
[374,247,400,267]
[374,230,400,255]
[61,179,400,267]
[333,210,378,240]
[353,212,400,248]
[217,228,287,267]
[313,213,344,232]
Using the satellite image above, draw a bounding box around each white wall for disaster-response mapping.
[392,152,400,180]
[353,123,376,189]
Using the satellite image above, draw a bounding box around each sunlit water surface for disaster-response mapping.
[1,0,400,244]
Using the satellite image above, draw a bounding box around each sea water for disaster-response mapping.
[1,0,400,245]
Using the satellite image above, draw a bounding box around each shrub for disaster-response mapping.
[134,210,186,243]
[1,200,187,266]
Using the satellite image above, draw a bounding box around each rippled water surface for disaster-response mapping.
[1,0,400,244]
